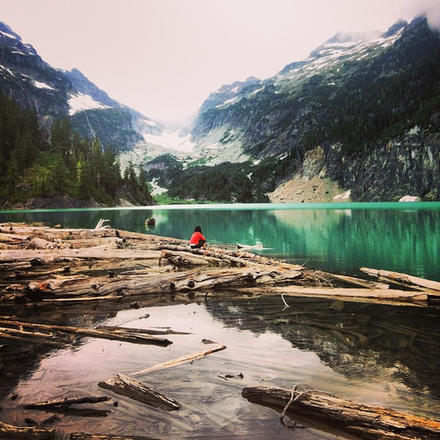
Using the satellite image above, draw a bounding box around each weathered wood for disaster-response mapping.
[130,344,227,376]
[1,224,439,308]
[267,286,430,306]
[70,433,153,439]
[0,261,33,271]
[95,219,111,230]
[0,420,55,439]
[361,267,440,293]
[0,232,29,243]
[5,266,70,280]
[0,331,65,346]
[0,318,172,347]
[27,237,57,250]
[98,374,181,411]
[24,396,110,409]
[97,325,190,336]
[242,385,440,439]
[17,265,302,300]
[322,271,389,289]
[160,250,222,267]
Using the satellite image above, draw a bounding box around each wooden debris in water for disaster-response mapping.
[0,318,172,347]
[0,223,439,308]
[242,385,440,439]
[98,374,181,411]
[70,434,152,439]
[361,267,440,293]
[0,420,55,439]
[130,344,227,376]
[24,396,110,409]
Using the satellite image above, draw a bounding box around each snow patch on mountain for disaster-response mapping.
[34,80,55,91]
[68,93,110,115]
[142,130,195,152]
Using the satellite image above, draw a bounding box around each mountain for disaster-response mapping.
[0,22,156,153]
[1,17,440,205]
[186,16,440,202]
[0,22,73,118]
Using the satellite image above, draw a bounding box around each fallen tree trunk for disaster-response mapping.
[242,385,440,439]
[268,286,430,305]
[16,265,302,300]
[98,374,181,411]
[0,421,54,439]
[361,267,440,293]
[0,318,172,347]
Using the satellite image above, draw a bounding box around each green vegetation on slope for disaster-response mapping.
[0,91,153,208]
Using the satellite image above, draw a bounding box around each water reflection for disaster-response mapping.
[207,295,440,412]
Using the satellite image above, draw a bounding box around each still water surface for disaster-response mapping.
[1,202,439,280]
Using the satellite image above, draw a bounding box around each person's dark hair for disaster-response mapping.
[194,226,202,233]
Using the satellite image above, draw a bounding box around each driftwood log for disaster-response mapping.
[0,420,54,439]
[0,318,172,347]
[130,344,227,376]
[24,396,111,409]
[70,434,152,440]
[98,374,181,411]
[242,385,440,439]
[360,267,440,292]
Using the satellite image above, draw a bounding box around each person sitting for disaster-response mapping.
[190,226,206,249]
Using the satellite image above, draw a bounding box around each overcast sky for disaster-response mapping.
[1,0,438,123]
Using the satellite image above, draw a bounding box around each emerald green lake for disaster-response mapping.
[1,202,439,281]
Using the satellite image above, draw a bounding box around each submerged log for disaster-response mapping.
[0,420,54,439]
[98,374,181,411]
[71,434,152,440]
[242,385,440,439]
[130,344,227,376]
[24,396,110,409]
[0,318,172,347]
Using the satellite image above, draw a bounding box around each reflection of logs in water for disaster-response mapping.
[207,295,440,395]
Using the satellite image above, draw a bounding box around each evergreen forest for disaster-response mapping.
[0,91,153,208]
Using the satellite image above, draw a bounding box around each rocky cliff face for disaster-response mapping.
[338,132,440,201]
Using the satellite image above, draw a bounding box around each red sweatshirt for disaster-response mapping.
[190,231,205,245]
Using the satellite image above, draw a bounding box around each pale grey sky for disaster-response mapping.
[0,0,438,123]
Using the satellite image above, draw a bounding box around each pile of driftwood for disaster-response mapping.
[1,221,440,439]
[1,221,439,307]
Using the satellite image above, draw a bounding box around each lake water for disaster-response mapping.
[1,202,439,281]
[1,202,440,438]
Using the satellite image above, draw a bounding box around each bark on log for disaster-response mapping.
[98,374,181,411]
[242,385,440,439]
[0,421,55,439]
